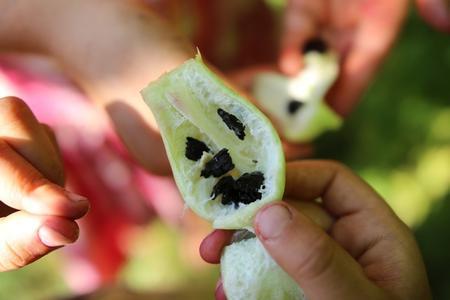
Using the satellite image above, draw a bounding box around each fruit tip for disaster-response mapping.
[195,48,203,61]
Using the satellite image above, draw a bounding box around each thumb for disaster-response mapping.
[0,211,79,271]
[254,203,385,300]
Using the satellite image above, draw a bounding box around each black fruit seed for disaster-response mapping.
[302,38,328,54]
[287,100,304,115]
[210,171,265,208]
[235,172,265,205]
[201,149,235,178]
[185,137,210,161]
[217,108,246,140]
[211,176,237,205]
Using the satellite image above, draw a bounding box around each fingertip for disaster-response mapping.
[0,212,80,271]
[65,190,90,219]
[199,230,234,264]
[279,49,303,76]
[254,202,293,241]
[38,217,79,248]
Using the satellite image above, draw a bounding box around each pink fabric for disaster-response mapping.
[0,54,184,294]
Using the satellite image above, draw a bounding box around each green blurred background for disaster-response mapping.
[0,5,449,300]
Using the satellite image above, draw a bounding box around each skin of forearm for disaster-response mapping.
[0,0,44,52]
[0,0,194,175]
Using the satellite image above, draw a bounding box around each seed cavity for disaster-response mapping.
[211,171,265,207]
[185,137,210,161]
[287,100,304,115]
[201,149,235,178]
[302,38,328,54]
[217,108,246,140]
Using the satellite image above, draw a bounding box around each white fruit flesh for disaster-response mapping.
[141,55,285,229]
[222,237,305,300]
[253,52,342,142]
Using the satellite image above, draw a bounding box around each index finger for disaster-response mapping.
[0,97,64,185]
[285,160,391,217]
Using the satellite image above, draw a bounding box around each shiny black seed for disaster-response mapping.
[235,172,265,205]
[217,109,246,140]
[211,176,234,199]
[302,38,328,54]
[210,171,265,208]
[185,137,210,161]
[211,176,234,204]
[211,176,238,206]
[287,100,304,115]
[201,149,235,178]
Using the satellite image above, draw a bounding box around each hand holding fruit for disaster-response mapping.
[201,161,431,300]
[280,0,409,116]
[0,97,89,271]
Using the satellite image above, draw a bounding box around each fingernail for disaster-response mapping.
[65,191,88,203]
[24,186,89,219]
[38,222,79,247]
[64,191,90,219]
[256,204,292,240]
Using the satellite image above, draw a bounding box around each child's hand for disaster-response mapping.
[0,97,89,271]
[280,0,409,116]
[200,161,431,300]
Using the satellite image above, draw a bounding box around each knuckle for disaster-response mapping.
[0,97,32,120]
[0,97,35,132]
[293,233,335,282]
[0,239,30,270]
[22,176,53,197]
[324,160,348,173]
[0,96,24,104]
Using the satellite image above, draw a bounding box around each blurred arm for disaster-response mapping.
[0,0,194,175]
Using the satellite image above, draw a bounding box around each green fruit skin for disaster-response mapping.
[253,52,342,143]
[141,55,285,229]
[284,102,342,142]
[221,237,305,300]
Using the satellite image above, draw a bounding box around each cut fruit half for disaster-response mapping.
[141,55,285,229]
[222,235,305,300]
[253,51,342,143]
